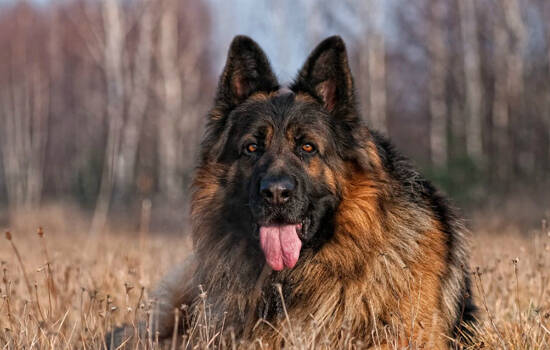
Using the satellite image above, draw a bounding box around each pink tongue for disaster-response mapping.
[259,224,302,271]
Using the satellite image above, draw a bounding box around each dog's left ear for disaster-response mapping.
[291,36,357,124]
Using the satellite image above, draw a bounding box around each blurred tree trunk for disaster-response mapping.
[491,5,511,184]
[0,11,49,221]
[546,1,550,169]
[366,0,387,134]
[501,0,527,180]
[356,24,370,132]
[0,68,49,216]
[428,0,448,167]
[178,15,206,184]
[304,0,322,44]
[90,0,125,235]
[458,0,484,164]
[114,1,153,196]
[157,0,183,200]
[503,0,526,178]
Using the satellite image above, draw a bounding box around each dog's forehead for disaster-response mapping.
[268,90,324,127]
[233,88,327,136]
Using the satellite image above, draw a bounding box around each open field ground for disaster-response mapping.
[1,214,549,349]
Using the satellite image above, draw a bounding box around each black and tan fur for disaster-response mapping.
[108,35,475,349]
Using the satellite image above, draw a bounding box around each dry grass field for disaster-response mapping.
[1,211,549,349]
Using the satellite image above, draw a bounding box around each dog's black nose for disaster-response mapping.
[260,176,295,205]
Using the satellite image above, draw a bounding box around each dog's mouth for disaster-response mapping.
[258,218,309,271]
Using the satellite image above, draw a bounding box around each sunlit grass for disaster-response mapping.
[1,218,549,349]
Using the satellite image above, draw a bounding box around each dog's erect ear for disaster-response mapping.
[212,36,279,117]
[202,36,278,163]
[291,36,357,122]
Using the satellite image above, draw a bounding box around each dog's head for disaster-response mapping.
[196,36,369,270]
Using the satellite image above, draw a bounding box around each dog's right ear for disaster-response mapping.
[210,35,279,121]
[203,36,278,163]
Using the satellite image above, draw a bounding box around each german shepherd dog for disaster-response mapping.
[108,36,475,349]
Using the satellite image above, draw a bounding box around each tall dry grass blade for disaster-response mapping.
[171,307,179,350]
[512,258,524,340]
[5,232,33,300]
[275,283,296,344]
[38,226,57,318]
[2,267,15,332]
[473,267,508,350]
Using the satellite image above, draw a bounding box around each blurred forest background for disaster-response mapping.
[0,0,549,233]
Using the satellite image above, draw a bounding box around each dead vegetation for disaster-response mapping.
[0,219,549,349]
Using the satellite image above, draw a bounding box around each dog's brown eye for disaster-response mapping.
[301,143,315,153]
[246,143,258,153]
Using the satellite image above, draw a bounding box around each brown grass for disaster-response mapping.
[0,219,549,349]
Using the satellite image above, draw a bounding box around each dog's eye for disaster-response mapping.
[301,143,315,153]
[245,143,258,153]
